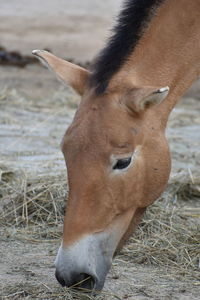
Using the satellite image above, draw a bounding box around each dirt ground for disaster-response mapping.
[0,1,200,300]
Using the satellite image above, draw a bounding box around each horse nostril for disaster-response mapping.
[55,270,96,291]
[71,273,95,291]
[55,270,66,287]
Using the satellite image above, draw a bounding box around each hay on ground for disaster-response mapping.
[0,168,200,284]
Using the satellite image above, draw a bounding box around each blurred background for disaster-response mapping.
[1,0,122,58]
[0,0,121,97]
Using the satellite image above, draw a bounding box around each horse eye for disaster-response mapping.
[113,157,132,170]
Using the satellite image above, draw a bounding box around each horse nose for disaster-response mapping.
[55,235,113,292]
[55,270,96,291]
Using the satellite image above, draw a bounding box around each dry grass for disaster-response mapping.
[0,171,66,226]
[0,283,111,300]
[1,286,124,300]
[1,283,124,300]
[1,168,200,282]
[122,172,200,273]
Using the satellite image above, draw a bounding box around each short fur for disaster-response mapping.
[33,0,200,291]
[89,0,165,94]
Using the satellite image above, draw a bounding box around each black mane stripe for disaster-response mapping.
[89,0,165,95]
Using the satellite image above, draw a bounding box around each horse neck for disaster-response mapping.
[112,0,200,123]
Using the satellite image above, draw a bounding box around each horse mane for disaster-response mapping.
[89,0,165,95]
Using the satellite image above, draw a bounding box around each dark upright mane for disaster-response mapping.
[89,0,165,95]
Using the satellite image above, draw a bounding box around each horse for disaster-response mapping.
[32,0,200,292]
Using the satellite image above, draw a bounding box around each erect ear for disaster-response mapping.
[32,50,90,95]
[125,86,169,113]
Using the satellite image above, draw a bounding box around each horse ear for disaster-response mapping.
[32,50,90,95]
[125,86,169,112]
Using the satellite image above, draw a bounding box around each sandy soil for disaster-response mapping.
[0,1,200,299]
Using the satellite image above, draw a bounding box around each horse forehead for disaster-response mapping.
[63,116,109,157]
[68,101,122,135]
[63,98,135,155]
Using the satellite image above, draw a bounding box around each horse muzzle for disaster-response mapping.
[55,208,136,292]
[55,232,115,292]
